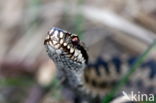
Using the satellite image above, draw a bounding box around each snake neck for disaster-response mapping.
[56,60,86,89]
[46,46,86,89]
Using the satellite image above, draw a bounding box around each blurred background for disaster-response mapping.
[0,0,156,103]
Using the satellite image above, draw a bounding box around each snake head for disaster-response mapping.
[44,27,88,64]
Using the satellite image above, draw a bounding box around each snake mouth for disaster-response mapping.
[44,27,88,64]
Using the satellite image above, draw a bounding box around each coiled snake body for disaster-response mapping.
[44,27,156,103]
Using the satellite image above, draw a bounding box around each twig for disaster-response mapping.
[81,6,156,44]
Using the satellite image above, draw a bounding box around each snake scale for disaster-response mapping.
[44,27,156,103]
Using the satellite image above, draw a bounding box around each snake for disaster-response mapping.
[44,27,156,103]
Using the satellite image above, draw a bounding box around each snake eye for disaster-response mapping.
[71,36,79,45]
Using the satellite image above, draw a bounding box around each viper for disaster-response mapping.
[44,27,156,103]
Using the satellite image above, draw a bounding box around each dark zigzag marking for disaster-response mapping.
[111,56,122,73]
[87,56,156,79]
[84,56,156,90]
[127,56,156,78]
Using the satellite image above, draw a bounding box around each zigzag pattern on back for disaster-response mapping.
[82,56,156,96]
